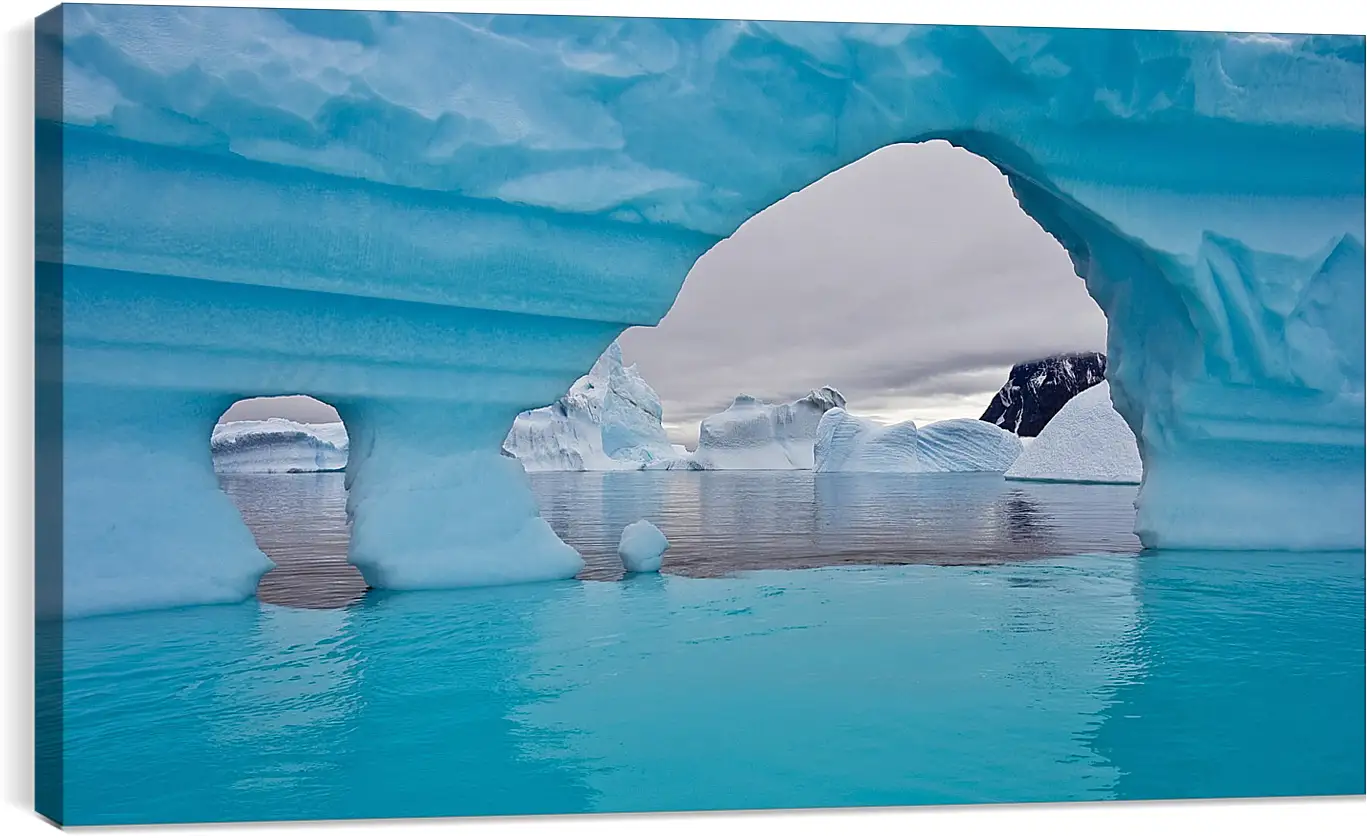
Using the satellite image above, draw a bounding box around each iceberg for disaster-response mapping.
[815,411,1023,473]
[918,419,1028,472]
[1005,382,1143,485]
[618,520,669,573]
[36,7,1366,616]
[212,418,348,474]
[690,388,846,470]
[502,342,677,471]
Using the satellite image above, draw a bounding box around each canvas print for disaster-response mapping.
[33,2,1366,827]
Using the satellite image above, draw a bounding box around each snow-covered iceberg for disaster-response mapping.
[38,8,1366,616]
[502,342,676,471]
[212,419,348,474]
[689,388,846,470]
[815,411,1023,473]
[919,419,1027,472]
[1005,382,1143,485]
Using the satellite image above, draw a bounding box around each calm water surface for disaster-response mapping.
[219,471,1143,604]
[50,472,1364,825]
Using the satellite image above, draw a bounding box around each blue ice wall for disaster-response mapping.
[37,6,1366,616]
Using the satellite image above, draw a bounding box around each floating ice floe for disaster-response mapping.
[618,520,669,573]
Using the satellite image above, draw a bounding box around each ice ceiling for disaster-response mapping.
[36,6,1366,616]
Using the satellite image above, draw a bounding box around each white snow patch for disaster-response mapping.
[1005,382,1142,484]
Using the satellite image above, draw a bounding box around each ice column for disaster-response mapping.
[340,398,585,589]
[58,384,273,618]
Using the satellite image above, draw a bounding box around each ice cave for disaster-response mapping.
[35,7,1365,617]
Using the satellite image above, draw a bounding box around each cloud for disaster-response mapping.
[617,140,1107,444]
[219,395,341,424]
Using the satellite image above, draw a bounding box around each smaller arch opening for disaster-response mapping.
[212,395,365,609]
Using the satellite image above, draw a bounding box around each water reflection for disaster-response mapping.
[1089,549,1366,799]
[511,557,1142,810]
[205,606,362,745]
[219,472,1140,598]
[532,471,1141,580]
[61,588,597,825]
[58,472,1360,824]
[218,473,366,608]
[59,545,1363,824]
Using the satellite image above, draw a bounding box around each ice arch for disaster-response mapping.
[37,9,1365,617]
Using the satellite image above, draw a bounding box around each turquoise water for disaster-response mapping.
[49,473,1365,825]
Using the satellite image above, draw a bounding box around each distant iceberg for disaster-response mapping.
[815,410,1023,473]
[212,419,348,474]
[688,388,846,470]
[618,519,669,573]
[919,419,1027,472]
[1005,382,1142,485]
[503,342,678,471]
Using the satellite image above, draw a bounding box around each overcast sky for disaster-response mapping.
[620,141,1107,445]
[222,141,1108,443]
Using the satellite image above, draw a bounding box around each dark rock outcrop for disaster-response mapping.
[981,352,1106,437]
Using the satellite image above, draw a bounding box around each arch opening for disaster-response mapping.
[212,395,365,610]
[42,15,1365,620]
[617,139,1119,464]
[595,122,1364,553]
[504,140,1144,573]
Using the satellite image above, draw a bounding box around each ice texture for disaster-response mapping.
[918,419,1027,472]
[502,342,676,471]
[1006,382,1143,485]
[58,387,276,619]
[815,410,1023,473]
[617,520,669,573]
[689,388,846,470]
[212,419,348,473]
[38,8,1366,614]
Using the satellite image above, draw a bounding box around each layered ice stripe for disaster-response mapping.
[917,419,1025,473]
[814,411,1022,473]
[212,419,348,473]
[814,411,921,474]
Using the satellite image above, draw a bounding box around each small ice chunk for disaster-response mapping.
[618,519,669,573]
